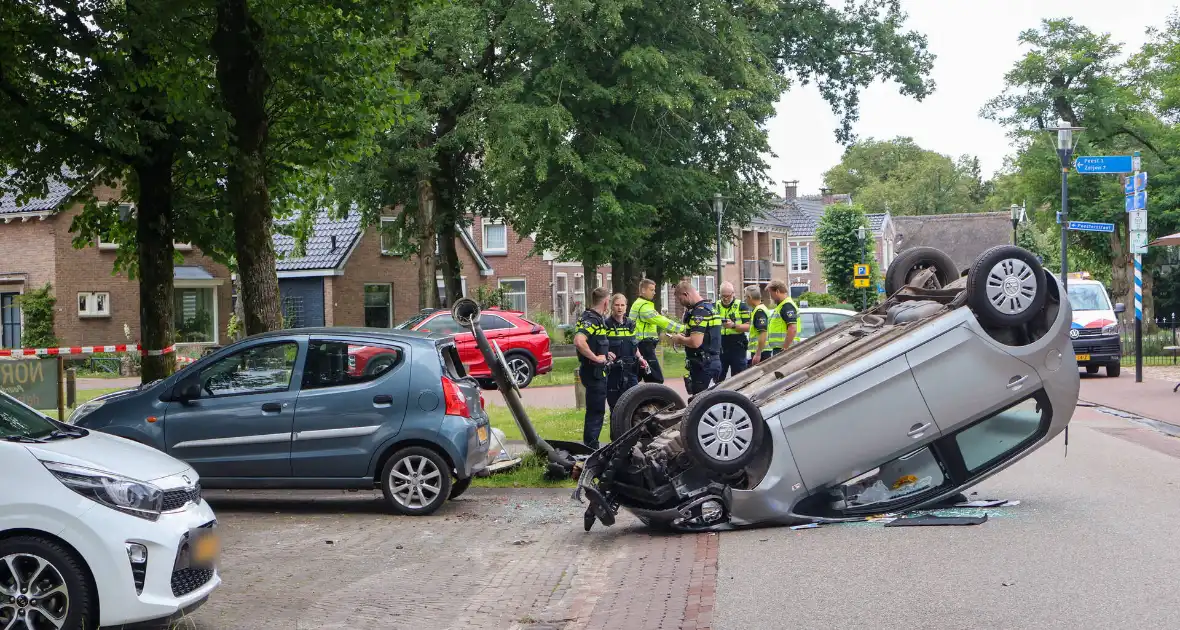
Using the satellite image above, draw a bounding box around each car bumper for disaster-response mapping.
[441,414,490,479]
[1071,335,1121,364]
[536,352,554,375]
[61,496,221,628]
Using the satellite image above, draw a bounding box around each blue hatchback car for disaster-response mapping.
[70,328,491,515]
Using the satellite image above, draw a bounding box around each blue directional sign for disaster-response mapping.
[1125,177,1135,195]
[1067,221,1115,233]
[1075,155,1135,174]
[1135,172,1148,191]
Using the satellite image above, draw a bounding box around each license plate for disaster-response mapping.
[1076,354,1091,362]
[477,425,489,442]
[190,530,220,567]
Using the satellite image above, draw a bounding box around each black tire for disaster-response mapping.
[679,389,765,474]
[1085,365,1100,375]
[0,536,95,630]
[505,352,535,388]
[609,383,686,441]
[966,245,1047,327]
[1107,362,1121,377]
[885,246,959,294]
[365,354,396,377]
[449,476,473,499]
[379,446,452,516]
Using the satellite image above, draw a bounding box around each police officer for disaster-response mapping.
[765,280,800,356]
[716,281,751,380]
[604,293,648,411]
[743,284,771,365]
[574,287,611,449]
[629,279,683,383]
[666,280,721,395]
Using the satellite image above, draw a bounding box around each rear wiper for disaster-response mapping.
[2,435,47,443]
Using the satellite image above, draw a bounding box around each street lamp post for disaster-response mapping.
[1009,202,1025,245]
[856,225,867,311]
[1045,121,1084,296]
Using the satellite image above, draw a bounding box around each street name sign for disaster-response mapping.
[1067,221,1115,233]
[1075,155,1134,174]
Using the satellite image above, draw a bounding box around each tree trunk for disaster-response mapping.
[214,0,282,335]
[583,261,596,305]
[417,180,438,310]
[650,263,665,312]
[135,159,177,383]
[1111,226,1132,316]
[1143,267,1155,328]
[438,215,463,305]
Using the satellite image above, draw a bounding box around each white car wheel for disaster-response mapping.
[984,258,1038,316]
[695,402,756,462]
[680,390,766,474]
[967,245,1047,327]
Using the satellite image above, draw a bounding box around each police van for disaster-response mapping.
[1067,271,1125,377]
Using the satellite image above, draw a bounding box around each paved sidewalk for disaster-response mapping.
[1078,372,1178,425]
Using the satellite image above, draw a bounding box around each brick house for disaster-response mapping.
[0,170,233,349]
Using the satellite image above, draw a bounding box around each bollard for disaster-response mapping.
[574,367,585,410]
[66,367,76,409]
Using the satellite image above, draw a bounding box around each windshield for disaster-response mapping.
[395,311,434,330]
[1068,284,1112,312]
[0,392,57,439]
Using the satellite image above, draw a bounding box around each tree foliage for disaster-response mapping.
[816,203,877,306]
[822,137,989,215]
[17,284,58,349]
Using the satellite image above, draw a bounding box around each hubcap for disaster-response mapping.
[389,455,442,509]
[0,553,70,630]
[508,358,530,385]
[696,403,754,462]
[985,258,1037,315]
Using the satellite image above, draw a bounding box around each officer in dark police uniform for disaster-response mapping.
[574,287,612,449]
[604,293,648,412]
[666,280,722,395]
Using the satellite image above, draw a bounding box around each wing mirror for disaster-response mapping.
[1114,302,1126,314]
[171,375,202,403]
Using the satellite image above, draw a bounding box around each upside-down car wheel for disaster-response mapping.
[609,383,686,441]
[967,245,1047,327]
[679,389,765,474]
[884,246,959,294]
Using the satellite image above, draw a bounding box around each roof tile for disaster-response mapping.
[273,210,363,271]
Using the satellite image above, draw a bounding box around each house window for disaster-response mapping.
[721,239,735,262]
[572,274,585,314]
[596,273,603,289]
[364,284,393,328]
[661,284,671,312]
[77,292,111,318]
[435,274,467,308]
[380,218,411,256]
[555,273,569,325]
[98,203,191,250]
[500,279,526,313]
[606,274,612,291]
[790,242,810,273]
[772,237,785,264]
[692,276,716,302]
[1,293,21,349]
[174,288,216,343]
[483,220,507,255]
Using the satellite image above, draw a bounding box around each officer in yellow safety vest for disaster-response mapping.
[629,278,683,384]
[716,281,751,380]
[743,284,772,364]
[765,279,800,356]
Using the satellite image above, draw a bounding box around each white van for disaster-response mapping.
[1066,272,1125,377]
[1,391,220,628]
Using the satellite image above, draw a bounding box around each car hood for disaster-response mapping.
[24,431,190,482]
[1071,309,1116,329]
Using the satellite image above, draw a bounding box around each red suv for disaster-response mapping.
[396,307,553,388]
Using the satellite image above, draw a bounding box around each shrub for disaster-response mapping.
[17,283,57,348]
[796,291,840,307]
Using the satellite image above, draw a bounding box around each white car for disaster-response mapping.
[0,391,220,629]
[796,307,858,341]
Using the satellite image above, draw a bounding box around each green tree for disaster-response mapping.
[487,0,935,306]
[816,204,876,305]
[821,137,988,215]
[17,284,58,349]
[0,0,224,381]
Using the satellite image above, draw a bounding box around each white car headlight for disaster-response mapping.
[67,399,105,424]
[1102,323,1119,335]
[41,461,163,521]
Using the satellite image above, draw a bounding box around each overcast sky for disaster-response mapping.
[763,0,1179,199]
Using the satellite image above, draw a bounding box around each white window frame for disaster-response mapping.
[705,276,716,301]
[499,278,527,313]
[772,237,785,264]
[482,219,508,255]
[789,242,810,273]
[97,203,191,251]
[606,274,612,291]
[435,273,467,299]
[380,217,411,256]
[173,282,220,345]
[363,283,393,328]
[721,239,736,262]
[555,272,569,325]
[661,284,671,313]
[596,273,603,289]
[77,291,111,318]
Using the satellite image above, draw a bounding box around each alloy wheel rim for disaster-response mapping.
[508,358,530,384]
[0,553,70,630]
[389,455,442,509]
[985,258,1037,315]
[696,403,754,462]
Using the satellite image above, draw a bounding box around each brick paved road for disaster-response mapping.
[186,488,716,630]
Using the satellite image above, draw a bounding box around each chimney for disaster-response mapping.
[820,187,836,206]
[784,180,798,200]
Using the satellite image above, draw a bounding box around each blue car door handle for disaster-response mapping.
[261,402,282,413]
[373,394,393,406]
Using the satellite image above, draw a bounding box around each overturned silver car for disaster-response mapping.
[575,245,1080,531]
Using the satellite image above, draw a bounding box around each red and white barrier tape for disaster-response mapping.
[0,344,180,358]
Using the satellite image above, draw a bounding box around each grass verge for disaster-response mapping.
[530,350,688,387]
[37,387,126,419]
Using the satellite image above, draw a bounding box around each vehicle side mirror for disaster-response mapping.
[171,376,202,403]
[1114,303,1126,314]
